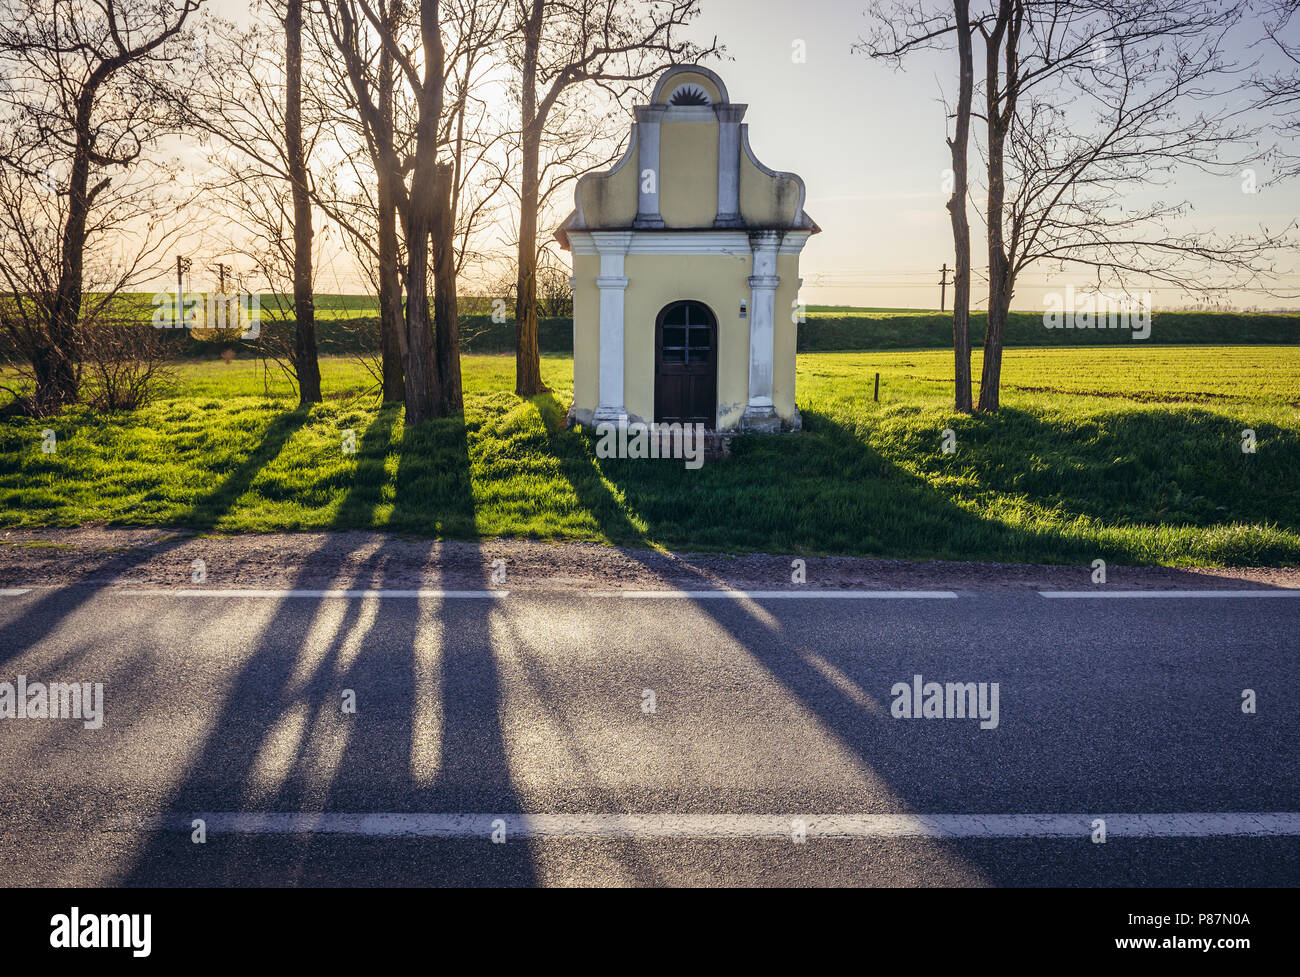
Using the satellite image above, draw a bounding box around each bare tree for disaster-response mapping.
[174,2,325,405]
[351,0,467,423]
[285,0,322,403]
[864,0,1294,412]
[442,0,512,296]
[0,0,202,414]
[321,0,512,416]
[948,1,976,413]
[1255,0,1300,178]
[320,0,411,404]
[862,2,976,413]
[976,0,1295,410]
[201,165,311,400]
[506,0,717,396]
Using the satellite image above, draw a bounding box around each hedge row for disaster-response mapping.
[159,310,1298,358]
[158,314,574,357]
[795,311,1300,351]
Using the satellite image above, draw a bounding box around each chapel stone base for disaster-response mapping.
[739,405,782,434]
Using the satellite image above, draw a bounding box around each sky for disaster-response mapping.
[684,0,1300,310]
[184,0,1300,311]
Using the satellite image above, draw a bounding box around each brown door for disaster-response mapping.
[655,301,717,426]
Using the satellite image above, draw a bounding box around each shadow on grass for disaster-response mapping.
[534,394,1044,559]
[378,413,479,538]
[331,405,401,529]
[182,407,313,531]
[943,406,1299,536]
[533,394,1300,565]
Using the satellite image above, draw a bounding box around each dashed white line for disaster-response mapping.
[612,590,959,599]
[139,812,1300,840]
[1039,590,1300,599]
[114,589,507,599]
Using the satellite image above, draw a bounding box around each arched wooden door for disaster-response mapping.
[654,300,717,426]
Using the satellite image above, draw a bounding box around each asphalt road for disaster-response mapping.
[0,585,1296,886]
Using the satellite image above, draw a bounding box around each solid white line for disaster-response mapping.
[115,589,507,599]
[1039,590,1300,599]
[148,812,1300,840]
[0,589,30,596]
[613,590,959,600]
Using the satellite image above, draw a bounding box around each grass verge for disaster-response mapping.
[1,347,1297,565]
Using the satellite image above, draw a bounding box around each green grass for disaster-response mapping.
[2,347,1297,565]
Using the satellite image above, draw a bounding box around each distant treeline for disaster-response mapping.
[144,309,1299,359]
[151,314,574,358]
[797,311,1300,350]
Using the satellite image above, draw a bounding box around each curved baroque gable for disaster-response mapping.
[558,64,818,247]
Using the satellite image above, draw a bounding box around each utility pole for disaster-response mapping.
[212,262,228,294]
[939,263,953,312]
[176,255,192,329]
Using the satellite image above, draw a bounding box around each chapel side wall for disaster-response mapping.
[739,148,802,227]
[773,252,802,421]
[578,142,639,228]
[571,252,600,416]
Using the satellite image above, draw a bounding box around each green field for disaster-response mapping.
[1,346,1297,565]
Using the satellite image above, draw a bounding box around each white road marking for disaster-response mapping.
[141,812,1300,840]
[612,590,959,599]
[114,589,507,599]
[0,589,30,596]
[1039,590,1300,599]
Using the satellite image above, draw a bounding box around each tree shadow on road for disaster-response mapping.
[536,396,1293,887]
[117,409,536,885]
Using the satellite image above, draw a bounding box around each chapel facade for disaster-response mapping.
[557,64,818,432]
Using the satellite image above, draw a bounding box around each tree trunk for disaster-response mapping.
[947,0,974,414]
[377,175,406,403]
[42,96,98,412]
[401,0,446,426]
[432,161,462,413]
[403,185,440,425]
[514,4,548,397]
[376,19,404,403]
[285,0,321,406]
[514,122,548,396]
[977,0,1015,414]
[30,338,76,414]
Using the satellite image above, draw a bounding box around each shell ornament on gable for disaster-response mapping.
[668,84,710,106]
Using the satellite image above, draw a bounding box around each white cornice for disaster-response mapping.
[778,231,812,255]
[569,230,810,257]
[660,106,718,123]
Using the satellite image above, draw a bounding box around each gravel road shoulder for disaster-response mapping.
[2,526,1297,592]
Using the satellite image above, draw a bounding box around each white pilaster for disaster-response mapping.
[592,231,634,422]
[633,106,666,229]
[742,230,782,430]
[714,104,746,228]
